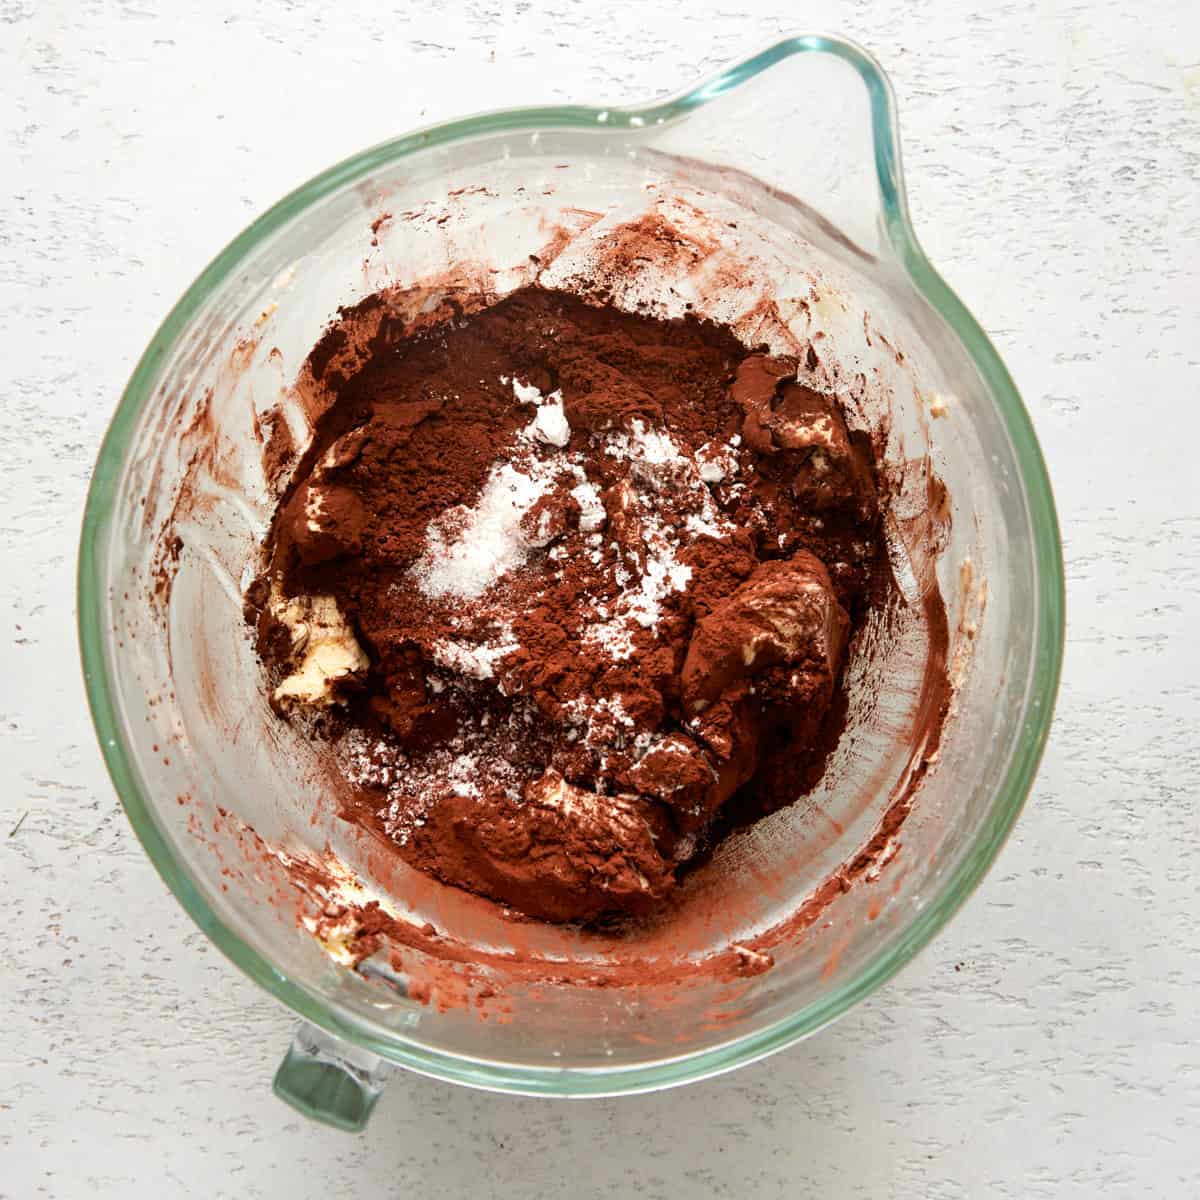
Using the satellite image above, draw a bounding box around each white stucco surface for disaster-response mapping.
[2,2,1198,1195]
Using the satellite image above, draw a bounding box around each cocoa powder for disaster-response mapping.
[251,285,892,923]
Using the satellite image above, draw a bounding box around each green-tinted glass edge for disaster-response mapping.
[77,33,1065,1097]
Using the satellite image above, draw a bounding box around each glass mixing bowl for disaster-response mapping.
[78,35,1064,1129]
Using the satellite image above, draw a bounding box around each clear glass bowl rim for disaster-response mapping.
[77,33,1066,1097]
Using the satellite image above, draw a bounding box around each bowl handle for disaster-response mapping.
[272,1022,394,1131]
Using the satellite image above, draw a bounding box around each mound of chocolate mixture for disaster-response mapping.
[250,286,889,923]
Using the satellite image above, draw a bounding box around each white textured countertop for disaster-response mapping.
[3,2,1198,1195]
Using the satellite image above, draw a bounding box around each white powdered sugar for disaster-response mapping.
[570,480,606,531]
[580,418,739,659]
[683,509,726,539]
[626,555,693,628]
[561,692,673,779]
[431,625,520,679]
[582,528,692,659]
[446,753,481,798]
[531,399,570,447]
[412,462,554,599]
[586,615,637,660]
[603,419,683,472]
[410,379,584,600]
[513,377,570,447]
[584,543,692,662]
[604,419,731,533]
[696,440,739,484]
[510,378,541,406]
[565,693,635,733]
